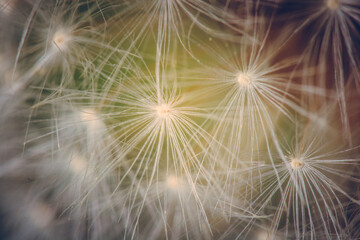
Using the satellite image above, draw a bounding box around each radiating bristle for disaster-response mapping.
[0,0,359,239]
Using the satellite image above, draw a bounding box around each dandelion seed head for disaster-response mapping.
[290,157,304,170]
[28,202,54,229]
[154,103,172,119]
[327,0,340,10]
[237,72,253,88]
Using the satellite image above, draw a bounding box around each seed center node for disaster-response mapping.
[290,158,304,170]
[53,29,70,51]
[237,73,252,87]
[155,104,172,118]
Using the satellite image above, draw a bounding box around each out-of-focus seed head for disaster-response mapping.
[327,0,340,10]
[166,174,181,191]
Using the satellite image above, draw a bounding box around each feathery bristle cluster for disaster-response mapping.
[0,0,360,239]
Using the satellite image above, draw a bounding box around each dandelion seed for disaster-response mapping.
[38,64,217,238]
[249,119,360,239]
[10,0,105,92]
